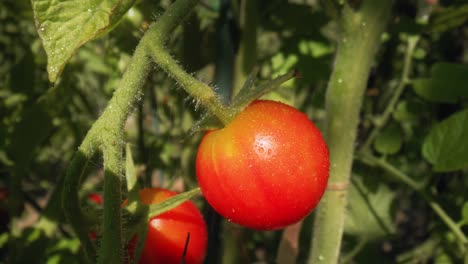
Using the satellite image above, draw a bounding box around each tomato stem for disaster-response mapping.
[361,153,468,249]
[62,1,213,262]
[144,0,234,125]
[361,36,420,152]
[308,1,393,263]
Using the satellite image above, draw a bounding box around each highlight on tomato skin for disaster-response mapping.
[129,188,208,264]
[196,100,330,230]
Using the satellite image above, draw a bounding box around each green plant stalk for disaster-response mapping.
[62,142,96,262]
[308,2,392,264]
[361,36,419,151]
[62,0,207,262]
[145,0,233,125]
[362,154,468,249]
[465,246,468,264]
[95,36,153,263]
[359,152,421,190]
[341,237,368,264]
[62,25,151,264]
[232,0,258,97]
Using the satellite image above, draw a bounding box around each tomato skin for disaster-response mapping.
[88,193,103,205]
[87,193,103,240]
[135,188,207,264]
[88,189,207,264]
[196,100,329,230]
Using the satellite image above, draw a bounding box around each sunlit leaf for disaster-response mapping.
[422,109,468,172]
[32,0,135,82]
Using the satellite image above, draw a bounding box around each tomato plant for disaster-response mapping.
[131,188,207,264]
[196,100,329,230]
[5,0,468,263]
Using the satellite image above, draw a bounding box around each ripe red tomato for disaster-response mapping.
[196,100,329,230]
[132,188,208,264]
[88,193,103,205]
[87,193,103,240]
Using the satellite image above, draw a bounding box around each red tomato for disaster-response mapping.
[133,188,207,264]
[87,193,103,240]
[196,100,329,230]
[88,193,103,205]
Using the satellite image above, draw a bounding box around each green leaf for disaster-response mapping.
[148,188,201,219]
[434,252,453,264]
[7,103,52,167]
[374,122,403,155]
[430,4,468,34]
[7,85,71,167]
[0,151,13,166]
[47,238,81,253]
[125,144,139,203]
[393,99,428,122]
[0,233,8,248]
[188,114,223,135]
[461,202,468,225]
[344,176,396,240]
[32,0,135,82]
[189,70,298,135]
[230,70,298,111]
[422,109,468,172]
[412,63,468,103]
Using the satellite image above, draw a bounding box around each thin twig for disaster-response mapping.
[361,36,419,152]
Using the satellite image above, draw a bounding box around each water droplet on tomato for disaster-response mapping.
[254,135,276,159]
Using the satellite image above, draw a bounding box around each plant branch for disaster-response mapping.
[359,153,468,248]
[148,43,232,124]
[361,36,419,152]
[63,17,152,264]
[308,1,393,263]
[359,152,422,191]
[341,237,368,264]
[144,0,234,125]
[62,143,96,262]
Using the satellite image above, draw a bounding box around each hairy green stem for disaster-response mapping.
[62,1,207,262]
[148,44,232,124]
[308,2,392,263]
[145,0,234,125]
[62,145,96,262]
[96,34,152,263]
[62,20,151,264]
[361,36,419,151]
